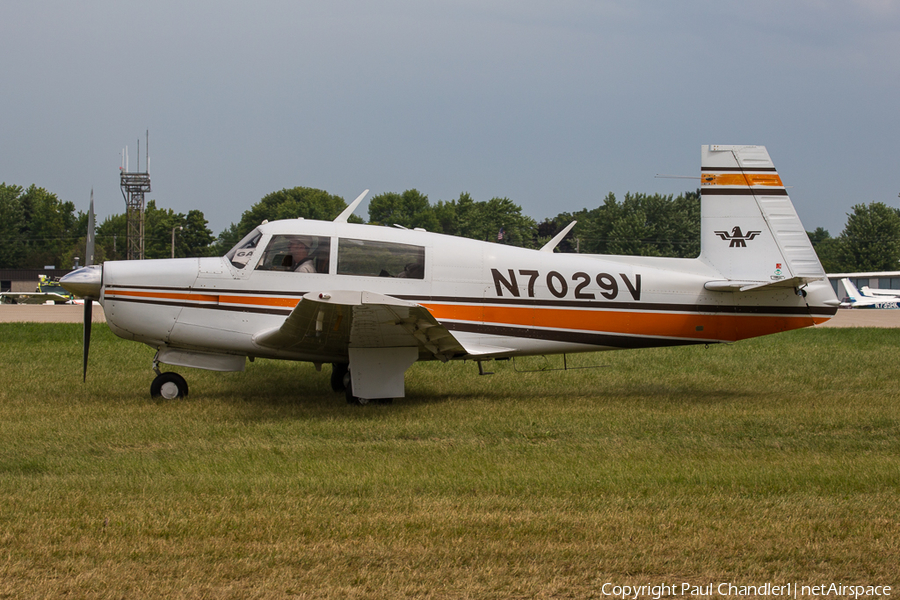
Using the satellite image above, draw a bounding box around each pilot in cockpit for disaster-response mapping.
[288,238,316,273]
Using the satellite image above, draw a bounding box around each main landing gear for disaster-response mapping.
[150,371,189,399]
[331,362,390,406]
[150,359,188,399]
[337,363,368,405]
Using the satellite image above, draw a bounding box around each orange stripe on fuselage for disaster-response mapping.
[422,302,823,342]
[702,173,783,187]
[218,295,298,308]
[105,289,218,303]
[105,289,300,309]
[104,290,826,343]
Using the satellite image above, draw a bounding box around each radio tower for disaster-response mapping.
[120,130,151,260]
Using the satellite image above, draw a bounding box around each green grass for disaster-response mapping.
[1,323,899,598]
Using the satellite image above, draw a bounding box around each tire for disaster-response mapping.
[150,372,189,399]
[330,363,348,392]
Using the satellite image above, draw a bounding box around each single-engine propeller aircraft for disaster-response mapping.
[839,278,900,309]
[62,145,840,403]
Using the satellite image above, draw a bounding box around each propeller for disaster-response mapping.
[61,191,100,382]
[83,298,92,382]
[83,190,95,381]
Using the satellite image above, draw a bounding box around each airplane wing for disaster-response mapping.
[252,290,469,362]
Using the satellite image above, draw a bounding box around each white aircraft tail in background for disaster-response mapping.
[840,278,900,309]
[62,145,840,403]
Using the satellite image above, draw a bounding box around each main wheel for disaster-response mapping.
[330,363,348,392]
[150,372,189,399]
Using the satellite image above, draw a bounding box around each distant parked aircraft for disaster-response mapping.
[839,278,900,309]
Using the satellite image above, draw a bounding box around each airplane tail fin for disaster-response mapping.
[840,278,863,300]
[699,145,826,290]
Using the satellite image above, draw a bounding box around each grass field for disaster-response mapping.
[1,323,898,599]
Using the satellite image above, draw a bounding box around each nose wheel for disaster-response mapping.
[150,372,189,399]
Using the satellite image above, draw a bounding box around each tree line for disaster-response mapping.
[2,180,899,273]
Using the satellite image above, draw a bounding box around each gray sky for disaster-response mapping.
[2,0,899,239]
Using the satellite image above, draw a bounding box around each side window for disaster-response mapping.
[256,235,331,274]
[337,238,425,279]
[225,229,263,269]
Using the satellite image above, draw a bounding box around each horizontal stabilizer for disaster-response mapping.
[704,276,823,293]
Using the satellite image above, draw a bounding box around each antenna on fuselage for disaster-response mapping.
[334,189,369,223]
[540,220,577,253]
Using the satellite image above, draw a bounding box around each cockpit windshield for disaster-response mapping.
[225,228,263,269]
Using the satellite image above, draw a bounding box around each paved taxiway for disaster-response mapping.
[0,304,107,323]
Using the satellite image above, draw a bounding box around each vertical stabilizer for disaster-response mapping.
[699,145,825,286]
[840,278,863,300]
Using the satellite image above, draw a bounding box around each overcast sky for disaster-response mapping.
[2,0,899,239]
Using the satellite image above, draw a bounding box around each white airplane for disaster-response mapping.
[61,145,840,402]
[839,278,900,309]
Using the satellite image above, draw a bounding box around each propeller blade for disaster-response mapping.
[86,190,95,266]
[83,300,92,382]
[61,265,102,383]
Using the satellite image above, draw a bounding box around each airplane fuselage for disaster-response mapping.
[63,146,841,401]
[99,218,836,368]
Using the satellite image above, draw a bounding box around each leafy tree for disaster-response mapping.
[60,210,93,268]
[807,227,842,273]
[365,190,536,247]
[837,202,900,272]
[96,213,126,262]
[432,199,459,236]
[214,187,359,255]
[368,189,440,231]
[537,213,580,253]
[181,209,217,257]
[91,202,214,261]
[577,192,621,254]
[0,183,27,267]
[462,196,536,247]
[213,222,243,257]
[239,187,351,236]
[0,184,82,268]
[434,192,537,247]
[574,190,700,257]
[21,185,80,267]
[142,201,215,259]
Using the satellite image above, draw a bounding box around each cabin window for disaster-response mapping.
[337,238,425,279]
[225,229,263,269]
[256,235,331,274]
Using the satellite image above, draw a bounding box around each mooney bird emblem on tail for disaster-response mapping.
[714,226,762,248]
